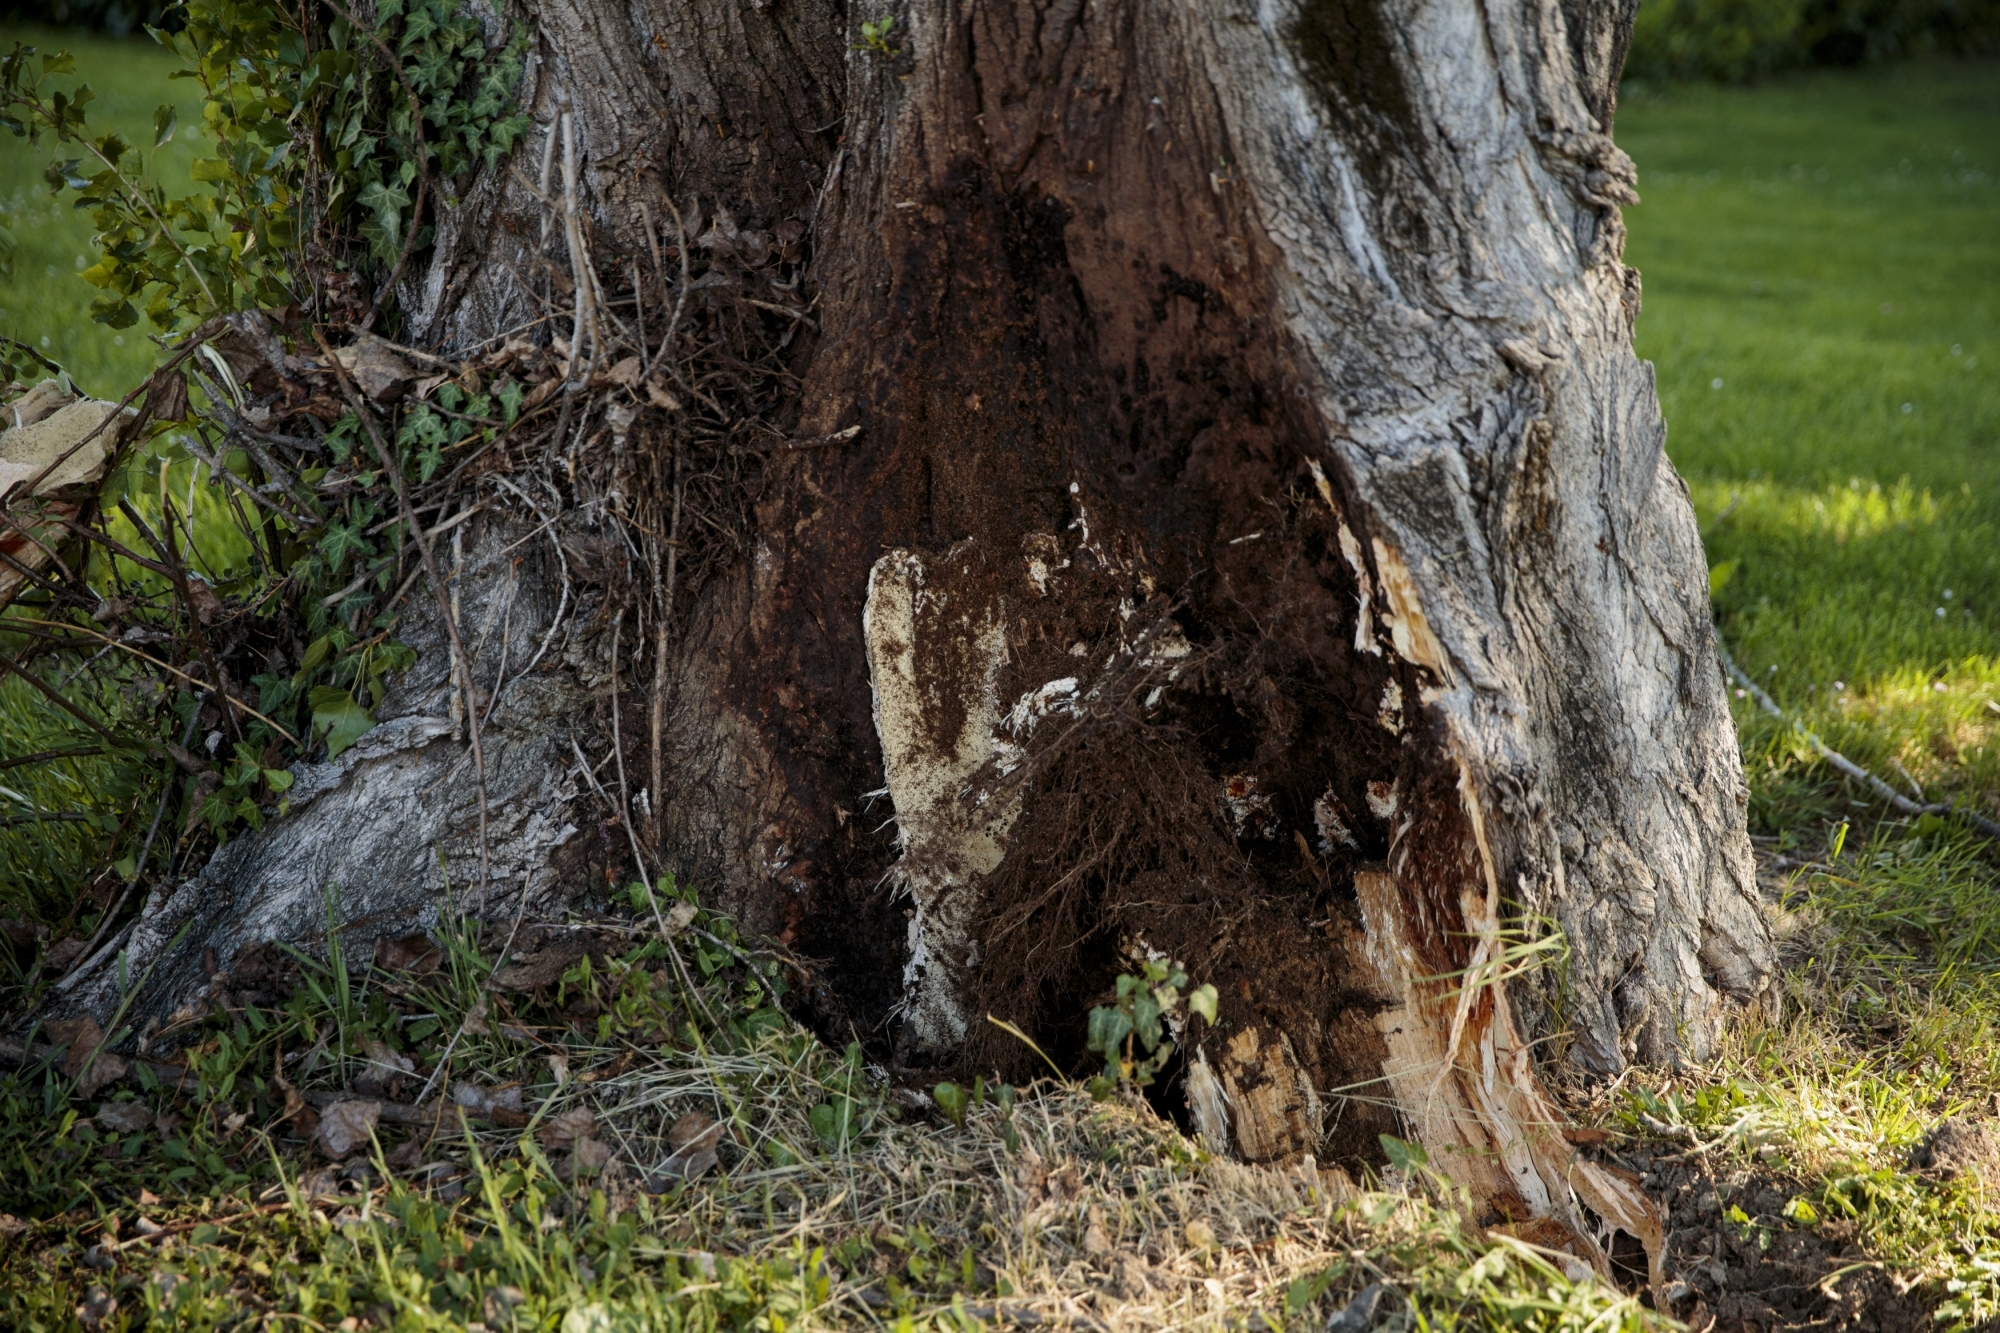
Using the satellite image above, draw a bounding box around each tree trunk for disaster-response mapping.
[58,0,1773,1273]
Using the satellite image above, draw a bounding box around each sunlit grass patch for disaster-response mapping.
[1695,468,2000,826]
[1624,58,2000,831]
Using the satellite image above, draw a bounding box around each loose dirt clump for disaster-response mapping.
[1624,1148,1936,1332]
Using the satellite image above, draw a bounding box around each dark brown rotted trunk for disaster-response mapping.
[59,0,1773,1279]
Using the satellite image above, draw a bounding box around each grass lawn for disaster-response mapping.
[0,22,204,398]
[1619,59,2000,830]
[1,42,1999,1333]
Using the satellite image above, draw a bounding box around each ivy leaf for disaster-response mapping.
[1188,983,1219,1025]
[153,102,178,146]
[308,686,375,759]
[89,295,138,329]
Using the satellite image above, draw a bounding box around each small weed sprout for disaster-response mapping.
[854,15,898,56]
[1085,958,1217,1099]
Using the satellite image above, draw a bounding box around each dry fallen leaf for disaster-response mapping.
[298,1167,342,1201]
[667,1110,717,1152]
[452,1082,525,1118]
[315,1099,381,1158]
[42,937,87,971]
[332,337,417,402]
[490,940,587,991]
[273,1073,318,1141]
[373,934,442,973]
[50,1017,127,1098]
[563,1135,614,1181]
[75,1288,117,1332]
[95,1100,152,1134]
[538,1106,595,1151]
[362,1039,415,1078]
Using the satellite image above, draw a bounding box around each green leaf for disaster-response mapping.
[809,1097,859,1149]
[932,1081,968,1128]
[153,102,178,146]
[1379,1133,1428,1173]
[1708,558,1740,595]
[1188,983,1219,1025]
[308,686,375,759]
[1085,1005,1132,1062]
[89,295,138,329]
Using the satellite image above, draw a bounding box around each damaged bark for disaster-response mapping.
[46,0,1773,1278]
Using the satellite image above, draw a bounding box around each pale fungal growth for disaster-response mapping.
[1221,773,1279,840]
[1366,780,1398,821]
[1313,789,1358,851]
[1377,678,1404,734]
[863,547,1019,1047]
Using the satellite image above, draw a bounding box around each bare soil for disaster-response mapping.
[1615,1147,1938,1332]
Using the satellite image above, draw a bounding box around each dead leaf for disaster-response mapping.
[137,1188,161,1207]
[452,1082,524,1118]
[274,1073,318,1141]
[75,1287,117,1331]
[332,337,417,402]
[362,1039,415,1077]
[0,1214,26,1239]
[315,1099,381,1158]
[484,1285,527,1324]
[563,1135,614,1181]
[184,577,223,625]
[646,1146,719,1189]
[644,377,682,411]
[133,1216,163,1237]
[51,1017,126,1097]
[663,901,698,936]
[384,1137,426,1171]
[602,356,644,389]
[1083,1207,1111,1256]
[373,934,442,973]
[539,1107,595,1151]
[649,1110,726,1186]
[140,365,188,429]
[1562,1126,1612,1147]
[42,937,87,971]
[668,1110,719,1153]
[522,375,563,414]
[490,939,587,991]
[298,1166,342,1201]
[95,1101,151,1134]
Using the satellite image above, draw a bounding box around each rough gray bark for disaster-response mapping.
[55,0,1773,1266]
